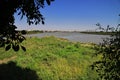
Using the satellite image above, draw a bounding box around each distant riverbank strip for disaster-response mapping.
[20,30,115,35]
[80,31,115,35]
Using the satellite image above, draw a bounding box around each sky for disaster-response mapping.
[15,0,120,31]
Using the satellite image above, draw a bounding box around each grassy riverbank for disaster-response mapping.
[0,36,99,80]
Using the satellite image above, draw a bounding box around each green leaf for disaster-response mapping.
[21,46,26,51]
[19,38,24,43]
[46,0,50,5]
[12,45,19,51]
[18,12,21,15]
[5,44,11,51]
[42,21,45,25]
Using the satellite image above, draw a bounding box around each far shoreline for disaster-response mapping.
[20,30,114,35]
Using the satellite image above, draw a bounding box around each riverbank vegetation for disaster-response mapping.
[27,30,44,34]
[18,30,44,34]
[0,36,99,80]
[80,31,115,35]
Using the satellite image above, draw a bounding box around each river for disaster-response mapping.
[25,32,110,44]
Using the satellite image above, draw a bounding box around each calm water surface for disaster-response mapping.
[26,32,110,44]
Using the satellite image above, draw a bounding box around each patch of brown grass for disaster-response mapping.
[0,56,17,64]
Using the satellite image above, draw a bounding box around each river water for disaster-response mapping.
[25,32,110,44]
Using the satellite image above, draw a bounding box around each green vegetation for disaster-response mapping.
[0,36,99,80]
[26,30,44,34]
[92,31,120,80]
[80,31,115,35]
[16,30,44,34]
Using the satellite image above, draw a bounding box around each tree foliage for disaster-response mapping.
[0,0,54,51]
[92,24,120,80]
[95,23,115,32]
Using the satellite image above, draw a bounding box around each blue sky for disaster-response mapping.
[15,0,120,31]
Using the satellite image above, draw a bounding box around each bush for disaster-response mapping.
[92,30,120,80]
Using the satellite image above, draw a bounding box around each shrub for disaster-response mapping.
[92,29,120,80]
